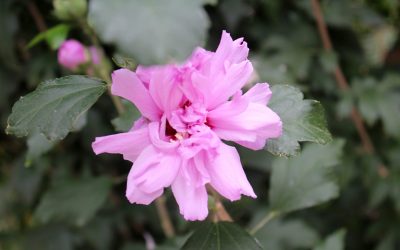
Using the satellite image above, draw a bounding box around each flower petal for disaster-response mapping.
[186,31,253,109]
[135,65,162,86]
[126,178,163,205]
[236,136,267,151]
[210,31,249,74]
[172,165,208,221]
[149,66,184,115]
[208,60,253,109]
[209,101,282,149]
[186,47,213,71]
[131,145,181,193]
[111,68,161,121]
[210,103,281,133]
[148,121,179,152]
[211,128,257,142]
[243,83,272,105]
[209,143,256,201]
[92,127,150,162]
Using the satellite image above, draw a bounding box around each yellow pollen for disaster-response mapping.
[175,133,184,141]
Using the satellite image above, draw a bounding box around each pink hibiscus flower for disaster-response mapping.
[92,31,282,221]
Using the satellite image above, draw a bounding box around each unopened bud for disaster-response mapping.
[57,39,87,70]
[53,0,87,20]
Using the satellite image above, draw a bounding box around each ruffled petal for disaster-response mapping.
[209,101,282,149]
[126,178,163,205]
[181,71,208,104]
[243,83,272,105]
[210,30,249,74]
[211,128,257,142]
[148,121,179,152]
[135,65,162,86]
[111,69,161,121]
[186,47,213,71]
[149,66,184,115]
[131,145,181,193]
[184,31,253,109]
[92,127,150,162]
[208,60,253,109]
[209,143,256,201]
[208,91,248,117]
[236,136,267,151]
[210,103,281,133]
[172,165,208,221]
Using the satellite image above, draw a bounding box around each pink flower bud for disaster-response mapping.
[57,39,87,70]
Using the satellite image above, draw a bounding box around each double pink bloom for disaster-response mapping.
[92,31,282,220]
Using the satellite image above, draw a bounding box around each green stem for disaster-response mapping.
[155,197,176,238]
[249,211,279,235]
[78,17,125,114]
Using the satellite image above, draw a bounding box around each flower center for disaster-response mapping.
[168,103,208,140]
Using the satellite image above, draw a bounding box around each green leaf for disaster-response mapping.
[353,77,381,125]
[34,177,112,227]
[362,25,397,66]
[6,75,107,141]
[157,235,191,250]
[253,219,320,250]
[81,218,114,250]
[260,20,318,80]
[313,230,346,250]
[269,140,343,214]
[89,0,210,64]
[111,101,141,132]
[294,0,371,28]
[10,157,48,205]
[27,24,70,50]
[112,55,137,71]
[23,224,74,250]
[253,55,296,84]
[122,243,147,250]
[353,75,400,138]
[182,222,263,250]
[377,92,400,139]
[219,0,253,30]
[53,0,87,21]
[25,132,56,166]
[319,51,338,73]
[267,85,332,156]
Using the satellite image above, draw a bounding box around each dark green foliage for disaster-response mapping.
[6,76,107,140]
[34,177,112,226]
[269,141,343,213]
[182,222,263,250]
[89,0,210,64]
[1,0,400,249]
[267,85,332,156]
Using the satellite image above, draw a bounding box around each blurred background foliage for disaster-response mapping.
[1,0,400,249]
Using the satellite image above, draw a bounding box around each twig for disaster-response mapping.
[155,197,175,238]
[310,0,389,177]
[98,69,126,115]
[310,0,375,154]
[26,1,47,32]
[79,18,125,114]
[208,186,233,222]
[249,210,279,235]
